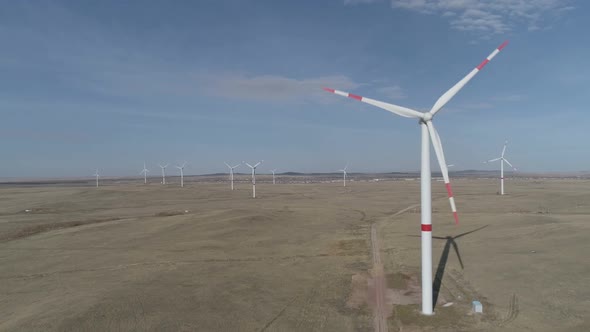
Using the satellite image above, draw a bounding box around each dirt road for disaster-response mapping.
[370,223,388,332]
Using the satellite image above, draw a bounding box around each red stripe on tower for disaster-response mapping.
[348,93,362,101]
[421,224,432,232]
[476,59,490,70]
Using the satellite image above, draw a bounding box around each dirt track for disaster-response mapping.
[370,223,388,332]
[0,178,589,331]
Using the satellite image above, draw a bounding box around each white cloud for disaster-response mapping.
[390,0,574,34]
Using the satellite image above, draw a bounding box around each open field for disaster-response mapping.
[0,178,589,331]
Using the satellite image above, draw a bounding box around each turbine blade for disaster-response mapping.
[245,163,254,169]
[502,140,508,157]
[322,88,423,118]
[484,157,501,163]
[232,164,240,169]
[224,162,231,168]
[503,158,516,170]
[426,122,458,224]
[254,162,262,168]
[429,41,508,116]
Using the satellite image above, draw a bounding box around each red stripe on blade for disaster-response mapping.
[498,40,509,51]
[421,224,432,232]
[322,87,335,93]
[453,212,459,225]
[445,183,454,197]
[476,58,490,70]
[348,93,362,101]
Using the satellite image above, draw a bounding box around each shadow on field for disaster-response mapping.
[432,225,489,308]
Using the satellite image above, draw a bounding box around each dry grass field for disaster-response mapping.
[0,177,588,331]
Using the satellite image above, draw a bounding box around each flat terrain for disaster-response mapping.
[0,178,588,331]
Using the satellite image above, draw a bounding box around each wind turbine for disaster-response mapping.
[176,162,187,187]
[323,41,508,315]
[337,163,348,187]
[93,169,100,188]
[243,160,263,198]
[158,163,169,185]
[270,169,277,185]
[140,162,149,184]
[484,140,516,195]
[224,162,240,190]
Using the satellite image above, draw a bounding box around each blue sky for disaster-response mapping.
[0,0,587,177]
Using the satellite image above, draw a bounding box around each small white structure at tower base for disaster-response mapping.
[472,300,483,313]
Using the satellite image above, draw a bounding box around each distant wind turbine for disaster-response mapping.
[176,162,187,187]
[158,163,169,185]
[140,162,149,184]
[224,162,240,190]
[93,169,100,188]
[243,160,263,198]
[338,163,348,187]
[484,140,516,195]
[270,169,277,185]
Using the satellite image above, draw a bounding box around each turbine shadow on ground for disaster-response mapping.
[431,225,489,308]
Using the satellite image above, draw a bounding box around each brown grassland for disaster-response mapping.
[0,177,588,331]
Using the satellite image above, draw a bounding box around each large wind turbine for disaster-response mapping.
[140,162,149,184]
[93,169,100,188]
[176,162,187,188]
[224,162,240,190]
[484,140,516,195]
[270,169,277,185]
[338,163,348,187]
[158,163,169,185]
[323,41,508,315]
[243,160,263,198]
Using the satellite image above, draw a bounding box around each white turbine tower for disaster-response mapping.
[484,140,516,195]
[323,41,508,315]
[140,162,149,184]
[93,169,100,188]
[158,163,169,185]
[270,169,277,185]
[176,162,187,187]
[243,160,263,198]
[224,162,240,190]
[338,163,348,187]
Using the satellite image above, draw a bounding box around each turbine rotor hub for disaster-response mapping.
[422,112,433,122]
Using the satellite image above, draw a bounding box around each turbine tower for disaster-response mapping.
[93,169,100,188]
[224,162,240,190]
[176,162,187,188]
[140,162,149,184]
[158,163,169,185]
[270,169,277,185]
[338,163,348,187]
[484,140,516,195]
[323,41,508,315]
[243,160,263,198]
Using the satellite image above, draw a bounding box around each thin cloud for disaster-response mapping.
[344,0,383,4]
[202,74,361,103]
[376,85,407,100]
[492,94,526,102]
[389,0,574,34]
